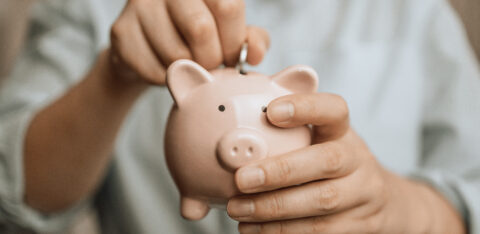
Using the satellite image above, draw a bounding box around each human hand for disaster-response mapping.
[227,93,465,234]
[108,0,270,85]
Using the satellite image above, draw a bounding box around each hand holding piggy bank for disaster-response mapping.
[164,60,318,220]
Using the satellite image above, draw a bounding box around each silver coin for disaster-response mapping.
[237,43,248,75]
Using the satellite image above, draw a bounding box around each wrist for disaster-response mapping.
[381,172,431,233]
[414,182,466,234]
[96,49,149,99]
[384,173,466,234]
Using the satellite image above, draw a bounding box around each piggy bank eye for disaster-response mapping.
[262,106,267,113]
[218,105,226,112]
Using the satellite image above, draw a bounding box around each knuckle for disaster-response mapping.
[259,222,286,234]
[325,153,342,175]
[313,183,340,213]
[316,143,343,176]
[109,51,126,71]
[278,222,288,234]
[211,0,244,19]
[186,15,215,43]
[269,158,293,183]
[110,21,125,42]
[311,217,328,233]
[264,193,286,219]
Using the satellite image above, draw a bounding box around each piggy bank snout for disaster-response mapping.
[217,129,268,171]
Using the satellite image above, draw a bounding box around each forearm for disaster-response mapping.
[24,50,148,213]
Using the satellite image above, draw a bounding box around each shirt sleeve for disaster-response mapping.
[410,1,480,233]
[0,1,98,232]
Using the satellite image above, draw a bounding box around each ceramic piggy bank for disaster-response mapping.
[164,59,319,220]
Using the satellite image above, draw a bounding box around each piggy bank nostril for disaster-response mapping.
[247,146,254,157]
[231,146,239,156]
[217,129,269,171]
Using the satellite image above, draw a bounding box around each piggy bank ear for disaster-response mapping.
[166,59,214,106]
[272,65,319,93]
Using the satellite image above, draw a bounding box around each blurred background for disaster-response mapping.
[1,0,479,83]
[0,0,478,233]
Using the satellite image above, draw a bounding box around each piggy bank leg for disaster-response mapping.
[181,196,209,220]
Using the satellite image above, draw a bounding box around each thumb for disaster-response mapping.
[267,93,350,142]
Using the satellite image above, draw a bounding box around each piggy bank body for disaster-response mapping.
[164,60,318,220]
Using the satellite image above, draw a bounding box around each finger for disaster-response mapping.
[167,0,222,69]
[136,0,192,67]
[267,93,349,142]
[228,176,369,222]
[204,0,247,66]
[235,133,359,193]
[246,26,270,65]
[110,6,166,84]
[237,214,372,234]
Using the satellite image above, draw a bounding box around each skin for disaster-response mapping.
[22,0,466,232]
[0,0,34,78]
[227,94,466,233]
[24,0,269,212]
[449,0,480,61]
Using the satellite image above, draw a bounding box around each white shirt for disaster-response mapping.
[0,0,479,233]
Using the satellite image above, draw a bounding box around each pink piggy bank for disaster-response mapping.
[164,59,319,220]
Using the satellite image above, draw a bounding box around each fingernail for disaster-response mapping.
[228,199,255,217]
[237,167,265,191]
[269,101,294,123]
[239,224,261,234]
